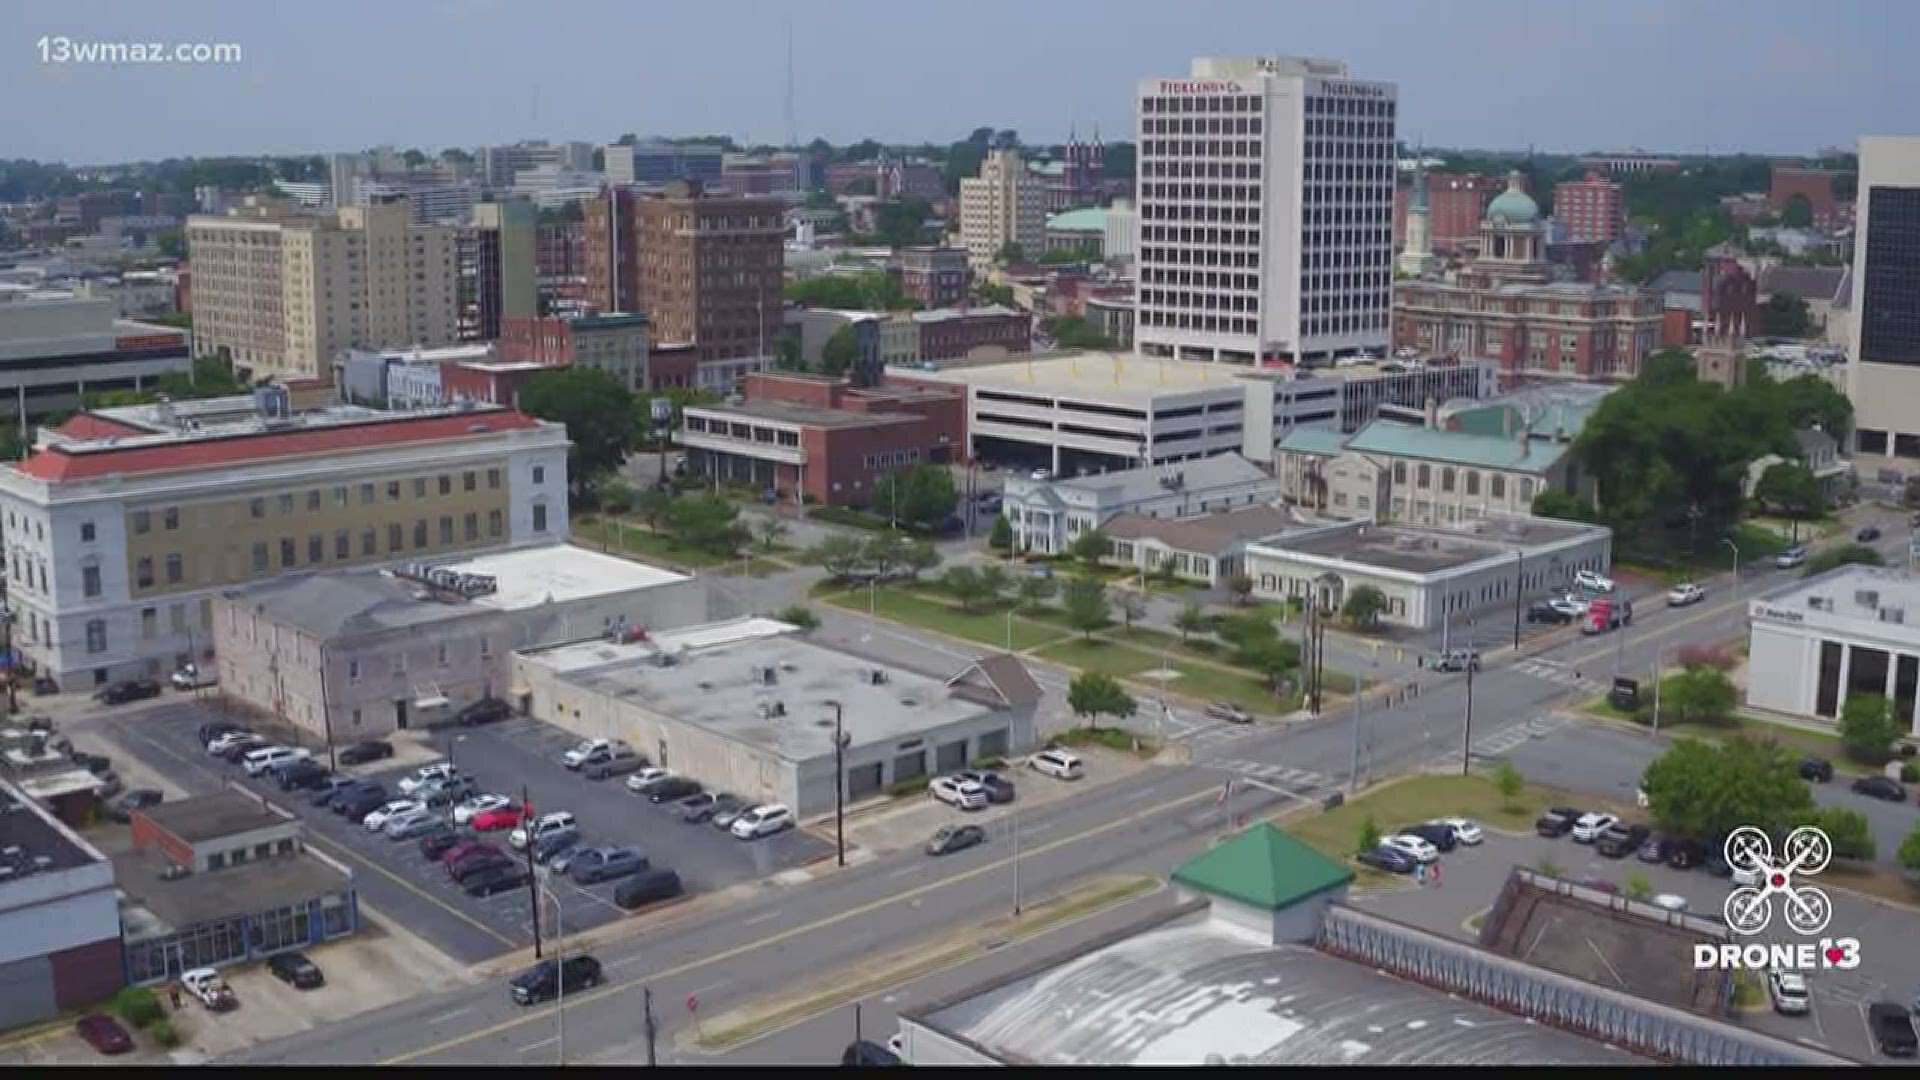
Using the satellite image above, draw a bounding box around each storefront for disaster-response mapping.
[1746,566,1920,732]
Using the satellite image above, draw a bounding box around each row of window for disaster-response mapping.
[1386,458,1536,501]
[1142,116,1263,136]
[1141,268,1260,292]
[1143,139,1265,160]
[1141,94,1266,114]
[243,510,521,575]
[1140,182,1262,204]
[1855,429,1920,459]
[1138,311,1257,336]
[1142,160,1265,181]
[1303,312,1391,337]
[243,468,506,521]
[1140,246,1263,270]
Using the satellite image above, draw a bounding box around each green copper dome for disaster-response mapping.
[1485,171,1539,225]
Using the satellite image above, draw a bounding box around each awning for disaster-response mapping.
[508,683,532,698]
[415,694,451,711]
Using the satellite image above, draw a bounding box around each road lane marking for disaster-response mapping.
[380,780,1223,1064]
[518,1036,558,1054]
[741,909,781,927]
[426,1006,476,1026]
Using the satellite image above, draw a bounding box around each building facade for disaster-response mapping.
[0,295,190,419]
[1746,566,1920,732]
[636,181,784,392]
[496,313,650,392]
[603,142,724,187]
[1849,137,1920,484]
[1770,165,1844,232]
[1552,172,1626,246]
[0,780,123,1030]
[959,148,1046,273]
[457,200,537,342]
[1001,452,1281,556]
[914,306,1031,361]
[898,247,972,309]
[0,395,569,686]
[536,221,588,318]
[583,186,641,316]
[1136,56,1396,366]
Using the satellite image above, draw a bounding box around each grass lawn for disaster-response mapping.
[1034,637,1301,717]
[1034,637,1161,678]
[1052,726,1159,757]
[821,587,1067,651]
[584,518,735,570]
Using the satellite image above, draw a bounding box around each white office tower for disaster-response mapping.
[1135,56,1398,367]
[1849,137,1920,483]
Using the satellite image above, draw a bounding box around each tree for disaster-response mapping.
[519,367,636,494]
[1043,314,1113,350]
[1662,666,1738,726]
[1839,693,1901,764]
[814,534,868,581]
[821,324,861,377]
[1066,671,1136,730]
[1117,591,1147,631]
[1016,574,1057,612]
[1494,761,1525,809]
[1900,822,1920,877]
[598,479,635,515]
[1061,576,1112,640]
[1356,815,1382,856]
[1804,543,1884,577]
[871,197,933,249]
[1175,602,1209,643]
[634,488,671,530]
[942,566,990,613]
[663,495,747,556]
[1530,489,1600,524]
[871,465,958,532]
[988,514,1014,553]
[1068,528,1111,568]
[994,241,1026,266]
[784,271,917,312]
[401,148,428,168]
[777,604,820,631]
[1760,294,1813,339]
[974,282,1016,307]
[1753,461,1822,519]
[1341,585,1389,630]
[901,540,940,581]
[1039,247,1094,266]
[861,532,910,580]
[1641,737,1814,842]
[1238,638,1299,694]
[976,563,1011,608]
[1225,573,1254,607]
[754,516,789,553]
[155,228,185,260]
[1805,806,1875,861]
[1781,193,1814,229]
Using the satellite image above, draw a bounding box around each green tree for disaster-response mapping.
[1899,822,1920,877]
[155,228,185,260]
[634,487,671,530]
[988,514,1014,553]
[1068,528,1111,568]
[1663,666,1738,726]
[1117,591,1147,631]
[598,479,635,515]
[1781,193,1814,229]
[1340,585,1389,630]
[814,534,868,580]
[1641,737,1814,842]
[974,282,1016,307]
[1530,488,1601,524]
[1495,761,1525,809]
[1175,601,1209,643]
[1804,543,1885,577]
[942,565,989,612]
[1238,637,1299,694]
[1759,294,1813,338]
[1625,872,1653,901]
[872,465,959,532]
[821,324,861,377]
[519,367,637,494]
[1061,575,1112,640]
[871,197,933,249]
[1016,573,1058,612]
[901,540,940,580]
[1038,247,1094,266]
[861,532,910,579]
[777,604,820,630]
[663,495,747,556]
[1753,461,1822,519]
[976,563,1011,608]
[1805,806,1875,861]
[994,241,1026,266]
[1356,815,1382,856]
[1066,671,1136,730]
[754,516,789,553]
[1839,693,1901,764]
[1043,314,1113,350]
[784,271,917,312]
[1226,573,1254,607]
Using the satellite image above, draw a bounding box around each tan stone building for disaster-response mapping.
[959,148,1045,273]
[188,197,458,380]
[635,180,785,392]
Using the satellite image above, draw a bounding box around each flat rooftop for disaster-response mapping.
[447,544,688,609]
[897,352,1486,404]
[536,622,988,762]
[116,847,351,937]
[686,398,919,430]
[1759,565,1920,624]
[137,790,293,844]
[0,780,107,875]
[1253,517,1604,575]
[920,912,1639,1065]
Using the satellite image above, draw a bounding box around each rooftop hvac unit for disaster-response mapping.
[1882,607,1907,625]
[870,669,889,685]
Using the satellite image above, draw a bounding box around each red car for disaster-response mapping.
[471,806,523,832]
[76,1014,133,1055]
[440,839,492,867]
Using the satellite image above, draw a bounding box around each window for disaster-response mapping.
[1392,461,1407,484]
[464,513,478,541]
[413,521,428,549]
[1465,471,1480,497]
[487,468,501,489]
[136,557,154,588]
[349,659,361,682]
[333,485,348,508]
[388,523,403,552]
[253,542,269,572]
[308,534,323,564]
[280,539,296,568]
[488,510,503,538]
[277,494,294,515]
[438,475,452,496]
[170,604,187,632]
[413,478,427,498]
[463,471,476,492]
[532,465,546,485]
[360,482,375,505]
[439,517,453,544]
[132,510,151,535]
[141,608,157,639]
[83,565,101,598]
[306,490,321,512]
[1491,474,1506,499]
[86,619,106,653]
[335,531,350,559]
[1520,478,1535,501]
[533,504,548,532]
[437,642,449,667]
[1441,467,1455,493]
[387,481,401,502]
[251,497,266,519]
[164,508,180,531]
[480,637,491,658]
[80,521,95,542]
[166,553,183,584]
[1417,464,1431,488]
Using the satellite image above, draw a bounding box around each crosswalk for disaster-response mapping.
[1513,657,1606,693]
[1194,755,1336,798]
[1470,713,1572,758]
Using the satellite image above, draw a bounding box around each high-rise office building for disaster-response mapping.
[582,186,641,315]
[477,141,596,190]
[1553,172,1626,245]
[458,200,538,341]
[637,180,785,392]
[1849,137,1920,481]
[1135,56,1398,366]
[603,141,725,187]
[959,148,1046,273]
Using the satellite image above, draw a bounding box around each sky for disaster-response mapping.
[6,0,1916,164]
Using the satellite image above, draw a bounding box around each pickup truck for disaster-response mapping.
[181,967,237,1011]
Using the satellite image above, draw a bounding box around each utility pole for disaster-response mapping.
[1460,657,1476,776]
[1651,646,1663,735]
[317,646,338,772]
[1511,550,1523,650]
[829,701,847,867]
[1349,684,1363,792]
[523,785,543,959]
[645,986,658,1066]
[1011,802,1022,916]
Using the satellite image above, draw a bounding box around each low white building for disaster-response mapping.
[1002,453,1281,557]
[1746,566,1920,733]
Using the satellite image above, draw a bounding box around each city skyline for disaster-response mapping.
[7,0,1914,164]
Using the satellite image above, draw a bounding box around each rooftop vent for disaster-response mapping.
[869,669,889,686]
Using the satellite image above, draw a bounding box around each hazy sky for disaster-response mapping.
[8,0,1914,164]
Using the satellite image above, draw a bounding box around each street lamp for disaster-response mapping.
[536,879,567,1065]
[1722,537,1741,603]
[1511,549,1524,651]
[823,700,849,866]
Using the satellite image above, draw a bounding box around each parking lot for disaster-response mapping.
[103,701,830,965]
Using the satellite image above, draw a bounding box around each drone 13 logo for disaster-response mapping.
[1690,826,1862,972]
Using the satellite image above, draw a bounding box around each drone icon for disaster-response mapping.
[1722,826,1832,936]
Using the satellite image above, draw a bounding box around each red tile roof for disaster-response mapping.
[17,411,546,483]
[52,413,148,440]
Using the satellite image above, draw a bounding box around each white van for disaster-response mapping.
[730,804,794,840]
[242,746,310,776]
[1029,749,1084,780]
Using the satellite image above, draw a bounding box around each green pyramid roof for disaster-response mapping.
[1171,823,1354,910]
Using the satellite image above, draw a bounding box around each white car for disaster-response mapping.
[1775,545,1809,569]
[1431,817,1483,845]
[1769,970,1811,1015]
[1029,467,1051,481]
[362,799,426,831]
[1667,582,1706,607]
[1574,569,1614,593]
[453,793,511,825]
[509,810,578,850]
[1733,862,1764,887]
[206,730,257,754]
[1382,834,1439,864]
[181,967,236,1010]
[170,663,218,690]
[1028,749,1084,780]
[1651,893,1690,913]
[1570,812,1618,843]
[731,803,795,840]
[382,806,440,838]
[624,767,672,793]
[931,776,990,810]
[1548,595,1589,619]
[397,763,457,796]
[561,738,619,770]
[242,746,309,776]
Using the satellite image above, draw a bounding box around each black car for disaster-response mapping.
[531,830,581,865]
[310,776,358,807]
[841,1040,902,1066]
[465,864,532,897]
[335,785,389,819]
[1665,838,1706,870]
[196,721,245,745]
[1800,757,1835,782]
[648,776,703,803]
[1596,823,1651,858]
[450,851,515,883]
[1535,806,1582,838]
[1396,822,1458,852]
[337,740,394,766]
[219,737,269,763]
[928,824,986,856]
[456,697,512,727]
[276,760,331,791]
[1636,834,1672,864]
[1871,1002,1919,1057]
[419,828,464,861]
[106,789,164,823]
[1357,845,1417,873]
[72,752,113,776]
[267,951,325,990]
[1526,601,1574,624]
[1859,526,1885,543]
[1853,776,1908,802]
[678,792,740,823]
[613,869,683,910]
[509,955,602,1004]
[92,680,161,705]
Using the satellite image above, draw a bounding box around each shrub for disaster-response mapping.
[1494,762,1525,808]
[776,604,820,630]
[1356,815,1381,856]
[1840,693,1901,764]
[1625,872,1653,901]
[969,755,1008,769]
[113,986,163,1029]
[1674,644,1734,672]
[888,775,931,798]
[150,1019,180,1049]
[1904,762,1920,784]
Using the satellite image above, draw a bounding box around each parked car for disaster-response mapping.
[569,846,648,884]
[384,807,444,840]
[1769,971,1811,1016]
[931,775,990,810]
[455,697,513,726]
[1535,806,1582,838]
[337,740,394,766]
[419,829,464,861]
[562,738,624,770]
[72,751,114,775]
[440,839,496,868]
[1637,834,1674,864]
[842,1040,902,1066]
[731,803,795,840]
[613,869,684,909]
[1526,600,1575,624]
[449,849,515,883]
[471,805,524,832]
[362,798,427,831]
[1029,749,1084,780]
[454,793,513,825]
[647,776,703,803]
[955,770,1017,803]
[243,746,311,777]
[710,799,751,831]
[196,720,245,745]
[106,789,164,823]
[417,775,479,809]
[397,763,457,796]
[1357,845,1417,873]
[1430,650,1481,673]
[335,785,391,821]
[1205,701,1253,724]
[509,955,602,1004]
[510,811,579,850]
[1871,1002,1919,1057]
[1859,525,1885,543]
[1570,812,1619,843]
[583,747,646,780]
[170,663,218,690]
[1382,834,1439,863]
[206,730,259,755]
[309,776,357,808]
[93,679,161,706]
[679,792,742,824]
[465,864,532,897]
[1853,776,1909,802]
[268,951,325,990]
[1432,817,1483,845]
[1666,582,1706,607]
[75,1014,133,1055]
[1548,594,1590,619]
[1396,822,1458,852]
[275,759,332,791]
[1799,757,1835,782]
[1596,823,1651,858]
[1574,569,1615,593]
[1665,838,1706,870]
[1651,893,1690,912]
[625,767,674,794]
[181,967,237,1011]
[219,737,271,763]
[531,829,581,865]
[928,824,986,856]
[1775,545,1810,569]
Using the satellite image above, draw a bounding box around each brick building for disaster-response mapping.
[898,247,971,309]
[679,372,965,506]
[913,305,1031,361]
[496,312,650,391]
[1394,173,1506,253]
[636,180,785,392]
[535,221,587,318]
[1552,172,1626,245]
[1769,165,1844,232]
[583,186,641,315]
